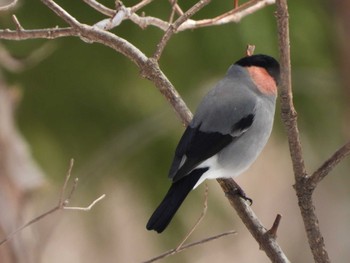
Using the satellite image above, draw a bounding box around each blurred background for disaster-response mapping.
[0,0,349,262]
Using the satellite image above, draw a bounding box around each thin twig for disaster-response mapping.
[246,44,256,56]
[12,15,23,31]
[0,27,76,40]
[177,0,275,30]
[153,0,211,60]
[65,177,79,203]
[169,0,184,16]
[59,158,74,206]
[213,0,273,22]
[0,206,59,246]
[266,214,282,239]
[131,0,274,32]
[168,0,178,24]
[310,141,350,187]
[41,0,81,27]
[0,159,105,247]
[0,0,276,37]
[63,194,106,211]
[81,0,114,17]
[142,230,236,263]
[176,183,209,251]
[131,0,154,13]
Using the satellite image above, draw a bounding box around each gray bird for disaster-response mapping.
[146,54,280,233]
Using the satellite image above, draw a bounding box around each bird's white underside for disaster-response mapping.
[193,154,249,189]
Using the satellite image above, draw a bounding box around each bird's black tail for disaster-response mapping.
[146,168,208,233]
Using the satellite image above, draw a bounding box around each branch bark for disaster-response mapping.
[217,179,290,263]
[275,0,347,262]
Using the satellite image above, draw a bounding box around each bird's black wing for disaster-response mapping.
[169,114,255,182]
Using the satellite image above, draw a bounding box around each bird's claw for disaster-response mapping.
[233,186,253,206]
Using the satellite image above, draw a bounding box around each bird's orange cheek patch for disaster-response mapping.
[246,66,277,95]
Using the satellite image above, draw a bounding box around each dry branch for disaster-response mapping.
[152,0,211,60]
[82,0,114,16]
[175,184,209,251]
[267,214,282,239]
[0,159,105,247]
[143,230,237,263]
[275,0,343,262]
[310,141,350,187]
[217,179,290,263]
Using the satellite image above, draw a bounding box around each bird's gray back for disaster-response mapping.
[191,65,260,134]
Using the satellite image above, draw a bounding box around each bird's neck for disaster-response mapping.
[246,66,277,95]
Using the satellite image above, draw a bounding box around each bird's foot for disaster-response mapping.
[233,186,253,206]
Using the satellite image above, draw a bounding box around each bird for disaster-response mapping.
[146,54,280,233]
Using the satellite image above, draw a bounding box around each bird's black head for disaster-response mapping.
[235,54,280,85]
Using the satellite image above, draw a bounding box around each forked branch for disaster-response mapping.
[0,159,105,246]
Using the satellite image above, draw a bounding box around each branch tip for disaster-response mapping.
[266,214,282,239]
[310,141,350,186]
[175,183,209,251]
[63,194,106,211]
[12,15,23,31]
[246,44,255,56]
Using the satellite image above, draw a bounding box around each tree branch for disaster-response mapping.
[130,0,155,13]
[310,141,350,187]
[178,0,275,30]
[0,27,76,40]
[143,230,236,263]
[275,0,306,182]
[83,0,276,33]
[217,179,290,263]
[41,0,81,27]
[0,159,105,246]
[153,0,211,60]
[0,0,276,39]
[276,0,331,262]
[82,0,114,17]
